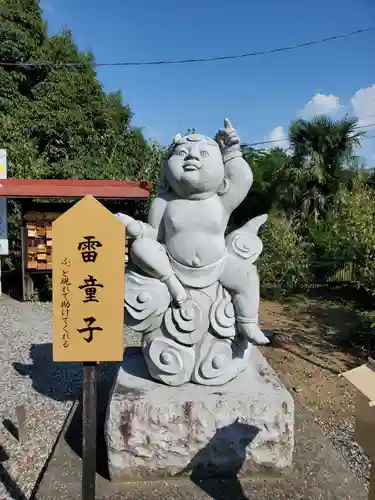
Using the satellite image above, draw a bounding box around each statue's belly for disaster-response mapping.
[166,232,225,267]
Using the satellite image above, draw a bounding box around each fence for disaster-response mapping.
[308,260,358,286]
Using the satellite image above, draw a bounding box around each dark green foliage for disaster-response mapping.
[279,115,365,221]
[0,0,162,182]
[239,117,375,351]
[258,211,310,296]
[233,147,288,225]
[0,0,163,276]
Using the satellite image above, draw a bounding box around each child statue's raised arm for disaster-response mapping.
[215,119,253,214]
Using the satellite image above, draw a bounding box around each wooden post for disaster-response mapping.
[21,225,26,302]
[82,362,97,500]
[15,405,28,445]
[21,226,34,301]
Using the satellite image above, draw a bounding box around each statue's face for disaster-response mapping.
[164,135,224,198]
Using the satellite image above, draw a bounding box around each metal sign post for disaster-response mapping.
[52,195,126,499]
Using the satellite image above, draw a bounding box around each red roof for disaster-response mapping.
[0,179,151,199]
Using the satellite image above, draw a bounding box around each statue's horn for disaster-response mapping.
[248,214,268,235]
[173,133,182,143]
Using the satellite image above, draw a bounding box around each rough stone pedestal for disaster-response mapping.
[105,347,294,481]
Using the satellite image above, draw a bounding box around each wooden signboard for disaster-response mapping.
[52,195,126,362]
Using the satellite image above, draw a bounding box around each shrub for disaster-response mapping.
[258,211,310,296]
[306,187,375,292]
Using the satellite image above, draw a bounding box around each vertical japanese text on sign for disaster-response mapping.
[79,275,104,303]
[77,236,104,344]
[60,258,71,348]
[78,236,103,263]
[78,317,103,343]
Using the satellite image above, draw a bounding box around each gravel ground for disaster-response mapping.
[0,294,371,499]
[0,295,141,500]
[310,416,371,489]
[297,416,371,490]
[330,420,372,487]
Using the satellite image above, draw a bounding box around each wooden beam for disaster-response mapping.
[0,179,151,199]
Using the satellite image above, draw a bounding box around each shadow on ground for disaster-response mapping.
[12,341,120,480]
[1,270,24,301]
[2,419,19,442]
[0,444,27,500]
[176,420,259,500]
[13,343,83,402]
[63,363,119,480]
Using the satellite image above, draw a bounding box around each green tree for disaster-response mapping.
[0,1,162,181]
[0,0,163,272]
[231,147,288,226]
[0,0,48,178]
[278,115,365,220]
[245,147,288,213]
[28,29,153,181]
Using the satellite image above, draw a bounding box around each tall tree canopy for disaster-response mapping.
[278,115,365,220]
[0,0,164,274]
[0,0,161,181]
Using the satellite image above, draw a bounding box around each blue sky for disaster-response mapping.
[41,0,375,164]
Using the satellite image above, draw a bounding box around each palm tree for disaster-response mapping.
[278,115,365,220]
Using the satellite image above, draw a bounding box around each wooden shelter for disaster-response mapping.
[0,179,151,300]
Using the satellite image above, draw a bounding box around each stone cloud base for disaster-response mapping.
[105,347,294,481]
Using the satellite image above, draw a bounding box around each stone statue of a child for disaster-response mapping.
[118,119,268,346]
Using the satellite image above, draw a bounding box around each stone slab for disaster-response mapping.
[34,351,368,499]
[105,347,294,480]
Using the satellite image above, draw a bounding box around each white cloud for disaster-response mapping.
[266,126,289,150]
[298,93,342,119]
[143,128,164,144]
[40,1,53,14]
[269,126,284,142]
[350,84,375,128]
[265,83,375,163]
